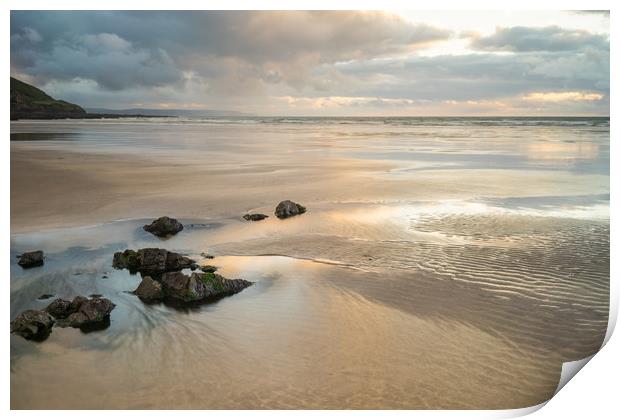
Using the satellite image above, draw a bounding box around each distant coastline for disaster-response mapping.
[10,77,246,120]
[11,112,174,121]
[86,107,250,118]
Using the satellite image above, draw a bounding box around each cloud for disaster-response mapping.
[12,30,181,90]
[277,95,423,109]
[183,11,452,63]
[11,11,451,92]
[9,11,610,115]
[522,91,604,102]
[10,27,42,43]
[470,25,609,52]
[327,50,609,102]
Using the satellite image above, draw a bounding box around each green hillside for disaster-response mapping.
[10,77,86,120]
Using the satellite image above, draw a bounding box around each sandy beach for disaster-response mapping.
[10,118,609,233]
[10,117,610,409]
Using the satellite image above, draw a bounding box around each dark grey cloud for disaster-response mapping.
[471,25,609,52]
[14,32,180,90]
[11,11,451,91]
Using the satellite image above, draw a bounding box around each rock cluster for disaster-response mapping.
[17,250,45,268]
[113,248,195,274]
[11,209,270,342]
[275,200,306,219]
[10,310,55,340]
[49,296,116,328]
[135,271,252,303]
[143,216,184,237]
[113,246,253,304]
[11,296,116,341]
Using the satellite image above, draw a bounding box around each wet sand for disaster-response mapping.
[11,147,607,234]
[10,118,608,233]
[10,118,610,409]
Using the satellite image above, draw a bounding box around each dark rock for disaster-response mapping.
[201,265,218,273]
[143,216,184,237]
[112,248,195,275]
[69,296,89,313]
[275,200,306,219]
[189,263,199,271]
[13,296,116,338]
[200,252,214,259]
[102,275,109,279]
[112,249,138,270]
[134,276,164,302]
[17,250,44,268]
[243,213,269,221]
[37,294,54,300]
[160,272,199,301]
[11,310,55,340]
[44,298,73,319]
[164,250,195,272]
[58,297,116,329]
[160,271,252,303]
[89,294,103,298]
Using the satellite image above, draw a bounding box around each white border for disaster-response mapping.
[3,1,616,418]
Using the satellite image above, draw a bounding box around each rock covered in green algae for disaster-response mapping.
[160,271,253,303]
[10,310,55,340]
[143,216,184,237]
[113,248,195,274]
[112,249,138,270]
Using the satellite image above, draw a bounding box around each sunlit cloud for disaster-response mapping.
[522,91,604,102]
[276,96,423,109]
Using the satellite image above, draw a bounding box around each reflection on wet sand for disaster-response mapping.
[10,118,609,233]
[10,203,608,409]
[526,142,599,161]
[9,253,564,409]
[10,118,609,409]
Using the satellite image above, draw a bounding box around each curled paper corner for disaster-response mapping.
[493,401,548,419]
[554,354,596,396]
[602,298,618,347]
[493,352,602,418]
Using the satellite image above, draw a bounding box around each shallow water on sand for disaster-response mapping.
[10,117,609,409]
[10,207,608,409]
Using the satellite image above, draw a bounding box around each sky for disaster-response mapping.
[10,10,610,116]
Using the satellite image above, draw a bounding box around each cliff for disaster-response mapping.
[10,77,86,120]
